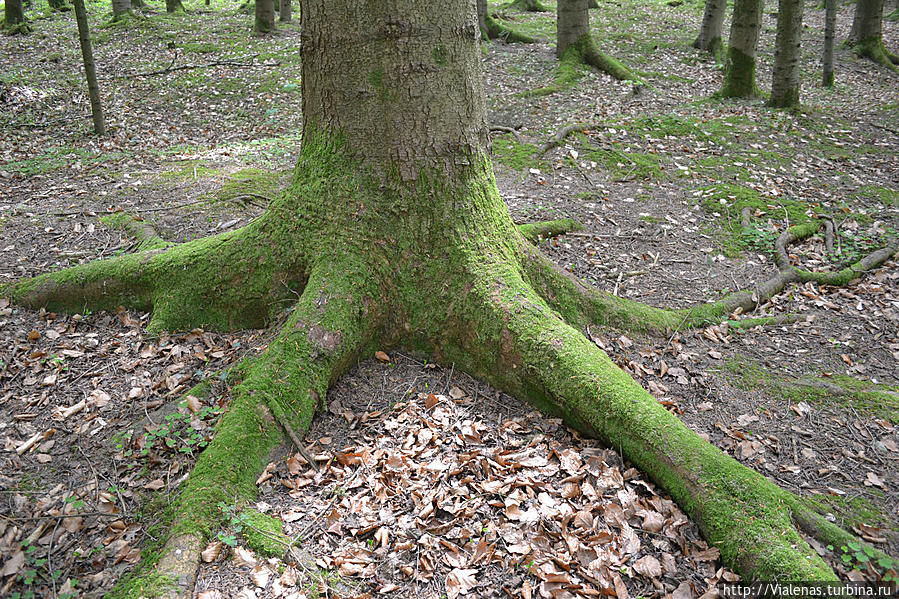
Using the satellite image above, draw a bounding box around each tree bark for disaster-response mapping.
[477,0,536,42]
[279,0,291,22]
[72,0,105,135]
[112,0,132,19]
[48,0,71,11]
[507,0,549,11]
[769,0,804,107]
[166,0,184,12]
[823,0,836,86]
[255,0,275,33]
[720,0,763,97]
[693,0,727,60]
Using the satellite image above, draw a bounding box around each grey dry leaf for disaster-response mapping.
[0,550,25,577]
[864,472,885,488]
[251,565,271,588]
[632,555,662,579]
[201,540,224,563]
[197,591,223,599]
[445,568,478,599]
[233,546,258,568]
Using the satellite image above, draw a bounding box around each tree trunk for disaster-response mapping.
[477,0,536,42]
[769,0,804,107]
[112,0,132,19]
[279,0,291,21]
[693,0,726,60]
[823,0,836,86]
[720,0,763,97]
[72,0,105,135]
[255,0,275,33]
[166,0,184,12]
[847,0,899,67]
[4,0,26,30]
[555,0,635,80]
[507,0,549,11]
[9,0,897,593]
[48,0,71,11]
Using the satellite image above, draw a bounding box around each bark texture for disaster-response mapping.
[48,0,70,11]
[823,0,836,86]
[279,0,291,22]
[770,0,805,107]
[721,0,764,97]
[73,0,105,135]
[165,0,184,12]
[477,0,536,42]
[255,0,275,32]
[10,0,898,595]
[694,0,727,59]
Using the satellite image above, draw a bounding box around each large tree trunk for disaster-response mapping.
[847,0,899,67]
[720,0,764,97]
[769,0,804,107]
[823,0,836,86]
[255,0,275,33]
[8,0,897,595]
[693,0,727,60]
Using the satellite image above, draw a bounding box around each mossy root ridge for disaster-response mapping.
[137,264,382,598]
[7,132,896,590]
[849,36,899,70]
[520,221,897,334]
[483,14,536,43]
[446,266,890,580]
[518,218,583,243]
[506,0,550,11]
[6,212,308,333]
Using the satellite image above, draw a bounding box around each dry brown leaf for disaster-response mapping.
[375,350,391,362]
[632,555,662,579]
[185,395,203,413]
[201,540,224,563]
[233,546,258,568]
[251,565,271,588]
[864,471,885,488]
[445,568,478,599]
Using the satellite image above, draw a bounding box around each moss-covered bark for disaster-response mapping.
[507,0,549,11]
[8,0,897,594]
[556,0,636,82]
[720,0,763,97]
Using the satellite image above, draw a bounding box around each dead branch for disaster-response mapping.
[104,55,279,80]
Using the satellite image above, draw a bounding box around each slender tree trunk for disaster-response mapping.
[770,0,804,107]
[4,0,26,29]
[112,0,132,19]
[166,0,184,12]
[847,0,899,66]
[279,0,291,22]
[720,0,764,97]
[72,0,106,136]
[823,0,836,86]
[694,0,727,60]
[255,0,275,32]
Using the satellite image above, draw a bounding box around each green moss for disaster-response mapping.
[720,47,758,98]
[161,161,221,180]
[491,136,544,171]
[216,167,283,202]
[581,147,662,180]
[431,44,448,65]
[100,212,169,252]
[853,185,899,206]
[106,495,177,599]
[182,41,220,54]
[241,508,290,557]
[804,493,897,535]
[522,47,583,96]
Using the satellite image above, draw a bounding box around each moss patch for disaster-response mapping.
[216,167,283,202]
[241,508,290,557]
[491,136,544,172]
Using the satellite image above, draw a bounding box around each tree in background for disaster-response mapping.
[3,0,29,34]
[48,0,71,12]
[166,0,184,13]
[555,0,634,80]
[769,0,804,107]
[112,0,132,20]
[507,0,549,11]
[823,0,836,87]
[693,0,727,62]
[255,0,275,32]
[477,0,536,42]
[72,0,105,135]
[720,0,763,97]
[847,0,899,68]
[10,0,897,594]
[279,0,292,22]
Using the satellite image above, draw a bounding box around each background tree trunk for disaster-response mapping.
[770,0,804,107]
[507,0,549,11]
[847,0,899,66]
[255,0,275,33]
[48,0,71,11]
[720,0,763,97]
[166,0,184,12]
[823,0,836,86]
[694,0,727,60]
[4,0,26,28]
[279,0,291,22]
[72,0,105,136]
[112,0,132,19]
[557,0,590,55]
[554,0,634,80]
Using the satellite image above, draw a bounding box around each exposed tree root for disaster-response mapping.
[506,0,550,11]
[539,121,598,155]
[847,37,899,70]
[517,218,583,243]
[483,13,536,43]
[528,37,636,96]
[100,212,169,252]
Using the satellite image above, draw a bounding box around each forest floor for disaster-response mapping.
[1,0,898,598]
